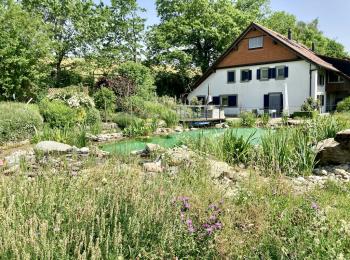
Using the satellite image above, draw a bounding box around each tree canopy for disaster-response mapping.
[0,0,348,101]
[147,0,270,73]
[263,11,348,58]
[0,1,51,101]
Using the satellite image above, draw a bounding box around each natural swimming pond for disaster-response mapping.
[101,128,267,155]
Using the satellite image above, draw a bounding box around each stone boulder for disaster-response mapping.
[334,129,350,148]
[35,141,73,154]
[143,160,163,173]
[316,136,350,165]
[145,143,162,154]
[4,149,35,167]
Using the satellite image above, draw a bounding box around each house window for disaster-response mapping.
[241,69,252,82]
[221,95,238,107]
[276,66,288,80]
[317,95,325,106]
[328,71,344,83]
[318,72,325,86]
[260,68,269,80]
[227,71,235,83]
[248,36,263,49]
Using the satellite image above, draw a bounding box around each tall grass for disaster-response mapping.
[259,129,316,176]
[186,130,255,165]
[0,159,223,259]
[32,125,88,147]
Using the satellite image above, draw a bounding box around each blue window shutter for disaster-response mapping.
[264,94,269,109]
[228,71,235,82]
[241,71,246,81]
[272,68,276,79]
[228,96,237,107]
[213,96,220,105]
[257,69,261,80]
[248,70,252,80]
[284,66,289,78]
[268,68,272,79]
[280,94,284,111]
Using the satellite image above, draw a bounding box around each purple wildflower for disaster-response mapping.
[214,222,222,229]
[209,214,218,222]
[311,202,319,210]
[188,226,196,233]
[205,226,214,235]
[180,212,185,221]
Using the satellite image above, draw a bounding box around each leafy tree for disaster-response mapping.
[114,61,156,98]
[21,0,108,87]
[147,0,269,72]
[95,75,136,108]
[154,68,199,97]
[86,0,146,75]
[263,12,348,58]
[0,2,51,101]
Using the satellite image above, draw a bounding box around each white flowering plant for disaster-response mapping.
[48,88,95,109]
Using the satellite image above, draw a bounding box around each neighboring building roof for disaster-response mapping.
[193,22,350,88]
[318,55,350,78]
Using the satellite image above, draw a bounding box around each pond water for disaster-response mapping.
[101,128,267,155]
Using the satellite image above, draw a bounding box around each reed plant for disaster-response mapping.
[185,130,255,165]
[259,128,316,176]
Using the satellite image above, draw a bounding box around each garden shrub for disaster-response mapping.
[336,97,350,112]
[85,108,102,132]
[301,97,320,112]
[240,112,256,127]
[121,96,179,127]
[39,99,78,128]
[292,111,318,119]
[123,119,153,137]
[111,113,142,129]
[93,87,116,112]
[0,102,43,143]
[40,88,102,129]
[160,109,179,127]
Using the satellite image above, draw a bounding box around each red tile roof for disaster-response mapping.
[193,22,350,89]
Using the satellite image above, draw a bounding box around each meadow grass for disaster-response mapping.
[0,157,350,258]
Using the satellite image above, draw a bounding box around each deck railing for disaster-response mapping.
[176,105,225,121]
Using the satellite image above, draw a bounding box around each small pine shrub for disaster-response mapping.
[0,102,43,143]
[240,112,256,127]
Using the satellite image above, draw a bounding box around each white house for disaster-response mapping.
[188,23,350,116]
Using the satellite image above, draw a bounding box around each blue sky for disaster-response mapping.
[136,0,350,52]
[101,0,350,52]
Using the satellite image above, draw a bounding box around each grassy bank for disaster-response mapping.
[0,158,349,258]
